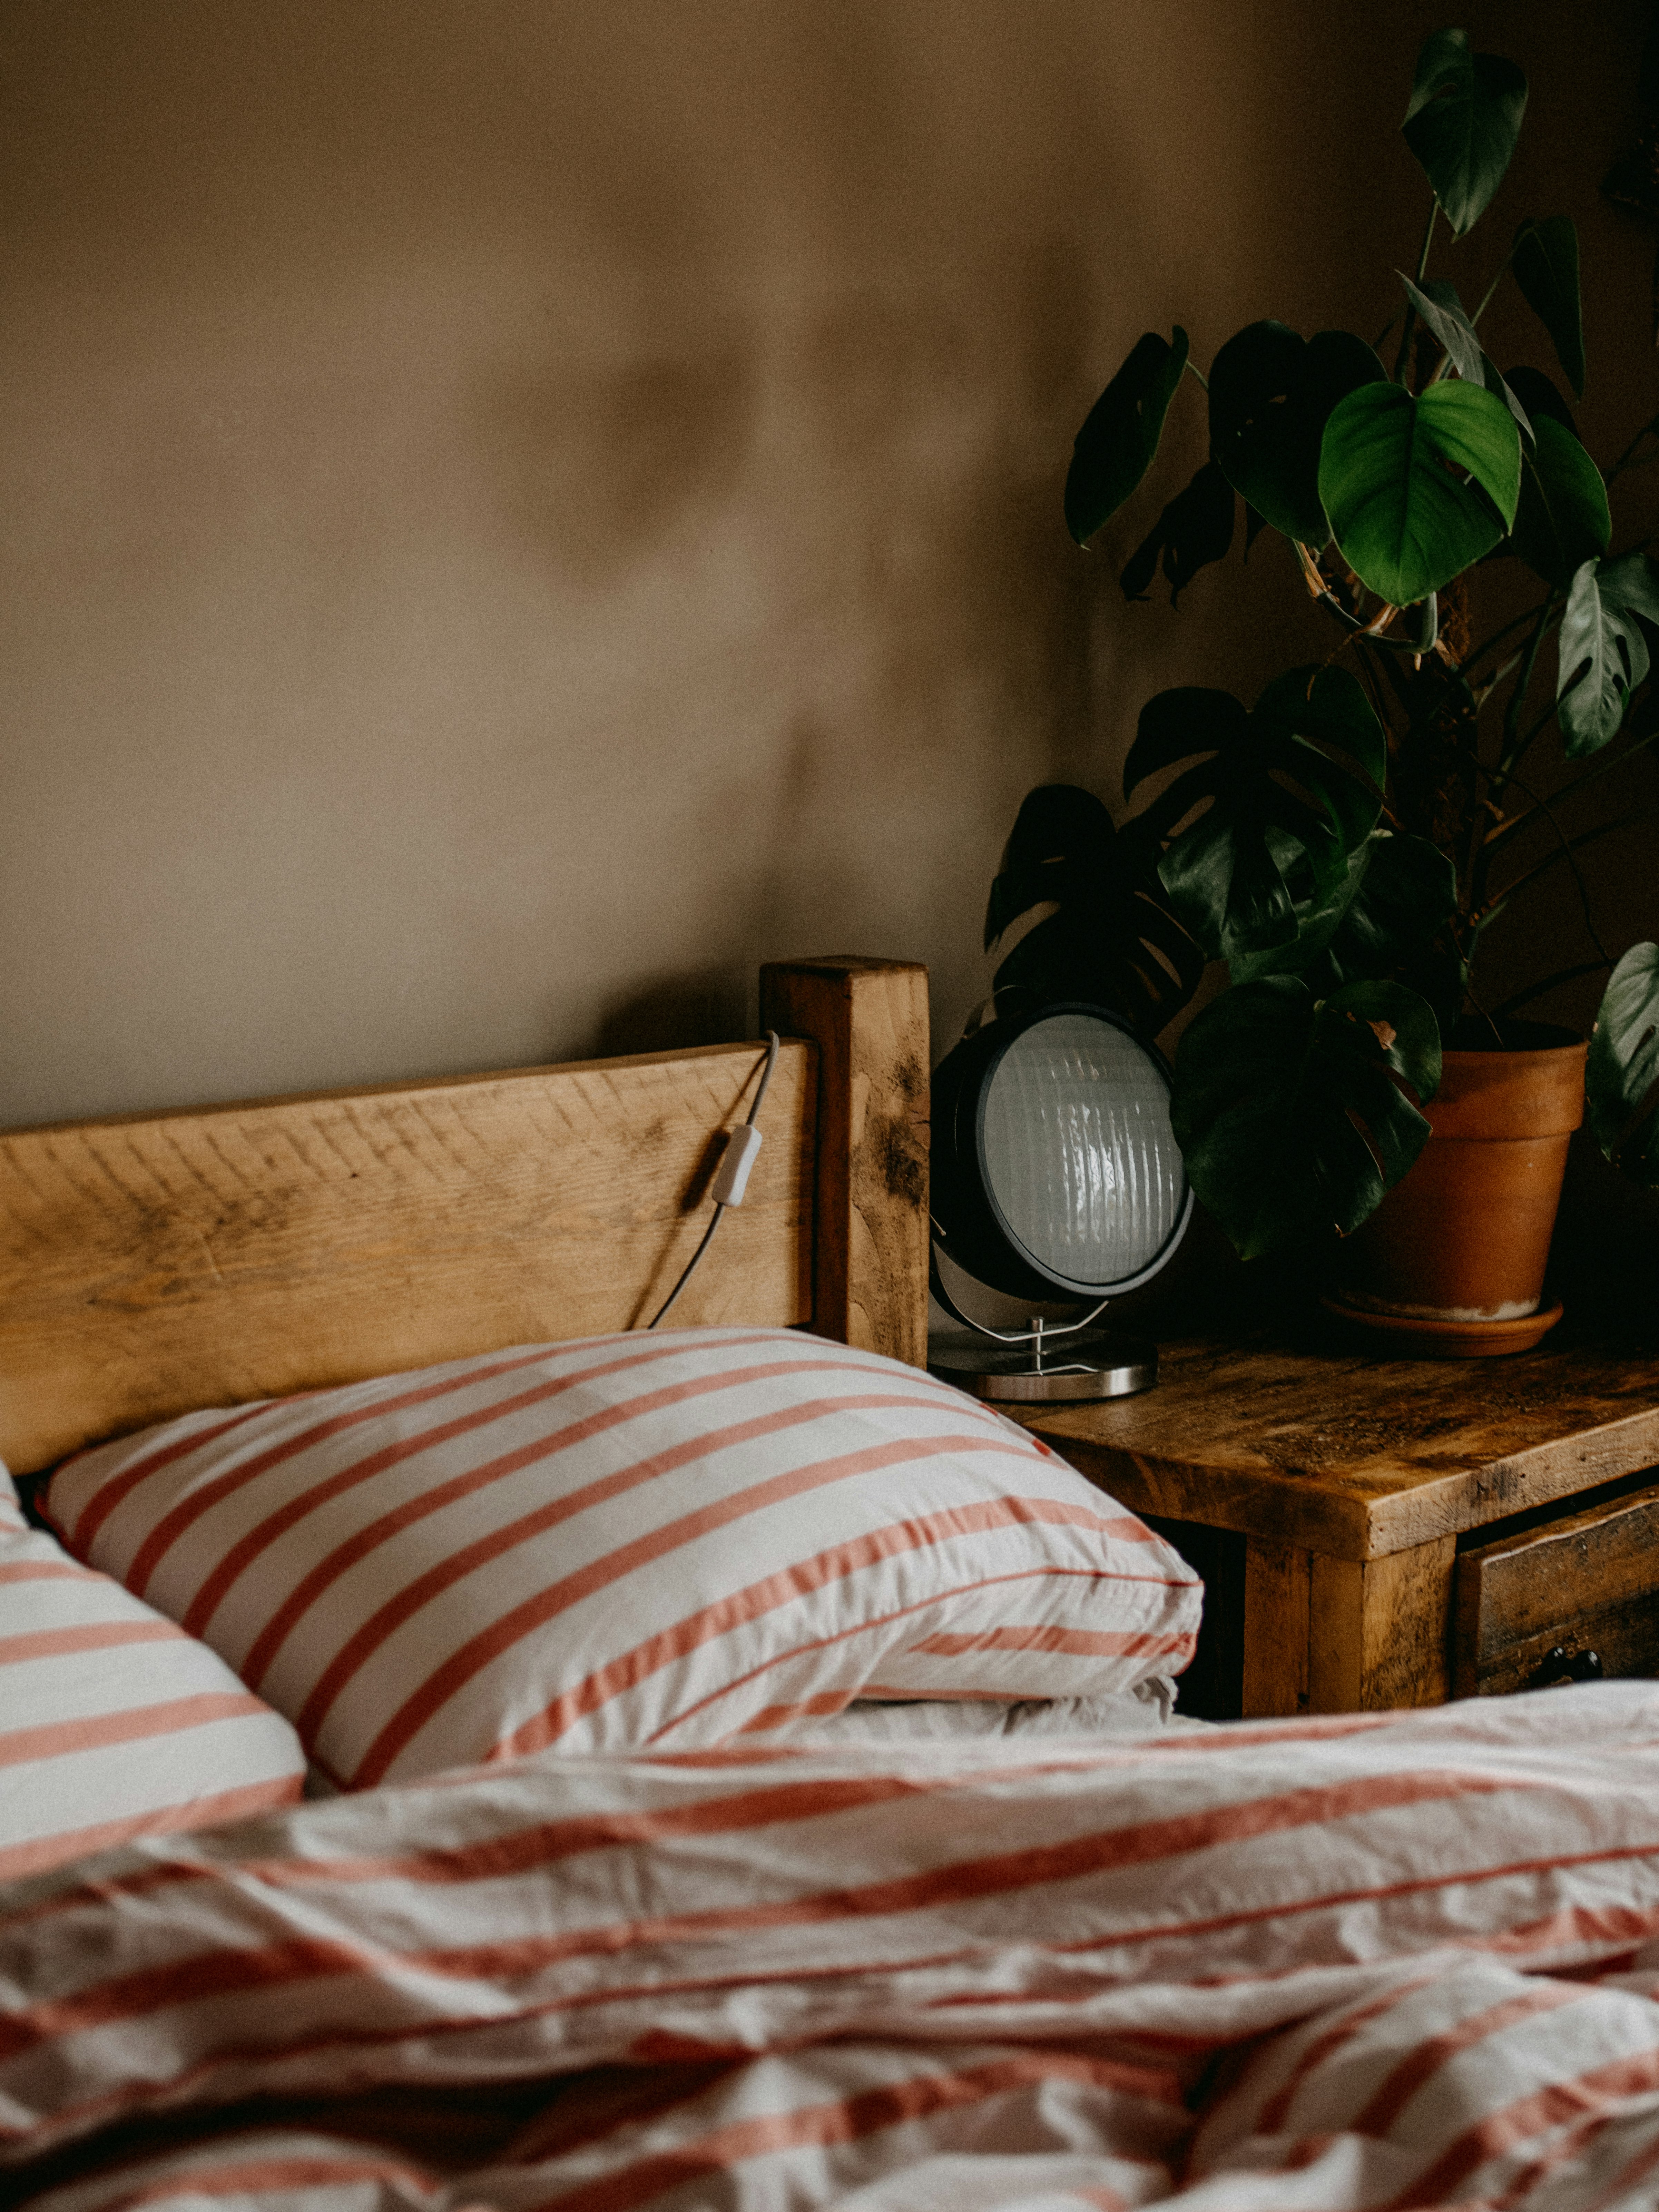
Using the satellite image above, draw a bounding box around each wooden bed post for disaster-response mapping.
[760,957,929,1369]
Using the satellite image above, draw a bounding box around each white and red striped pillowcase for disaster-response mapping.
[0,1468,304,1883]
[43,1328,1200,1789]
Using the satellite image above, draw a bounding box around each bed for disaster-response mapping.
[6,954,1659,2212]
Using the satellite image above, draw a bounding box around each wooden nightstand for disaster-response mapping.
[1016,1329,1659,1717]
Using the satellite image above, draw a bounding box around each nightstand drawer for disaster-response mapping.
[1454,1478,1659,1697]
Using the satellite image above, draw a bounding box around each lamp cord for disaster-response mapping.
[646,1031,780,1329]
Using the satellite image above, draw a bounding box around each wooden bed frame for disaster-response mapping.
[0,957,929,1476]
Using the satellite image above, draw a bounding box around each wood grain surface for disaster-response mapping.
[1241,1540,1312,1716]
[1025,1331,1659,1561]
[762,956,929,1368]
[1307,1540,1457,1710]
[0,1039,813,1474]
[1455,1479,1659,1696]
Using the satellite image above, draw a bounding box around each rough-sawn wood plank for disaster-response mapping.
[1027,1332,1659,1561]
[0,1041,814,1473]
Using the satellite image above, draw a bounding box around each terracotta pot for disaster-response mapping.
[1341,1028,1587,1324]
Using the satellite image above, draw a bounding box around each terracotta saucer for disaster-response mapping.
[1317,1294,1564,1359]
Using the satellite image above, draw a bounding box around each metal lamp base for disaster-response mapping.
[928,1328,1158,1404]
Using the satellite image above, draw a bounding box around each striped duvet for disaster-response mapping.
[8,1683,1659,2208]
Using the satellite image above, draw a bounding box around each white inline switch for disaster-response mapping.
[710,1121,764,1206]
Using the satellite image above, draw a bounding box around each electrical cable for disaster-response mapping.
[646,1029,780,1329]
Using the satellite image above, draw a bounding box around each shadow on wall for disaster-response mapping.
[477,332,758,586]
[590,965,748,1059]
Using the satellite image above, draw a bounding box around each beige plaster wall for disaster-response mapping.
[1,0,1652,1128]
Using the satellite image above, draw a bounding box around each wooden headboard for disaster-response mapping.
[0,956,929,1476]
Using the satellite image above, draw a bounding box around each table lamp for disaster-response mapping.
[928,1001,1192,1402]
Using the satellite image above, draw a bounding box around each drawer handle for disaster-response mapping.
[1528,1646,1605,1689]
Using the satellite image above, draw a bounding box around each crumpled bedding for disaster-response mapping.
[7,1683,1659,2209]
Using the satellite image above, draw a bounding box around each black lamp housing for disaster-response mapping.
[930,999,1194,1307]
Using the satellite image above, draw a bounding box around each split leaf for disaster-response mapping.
[1064,330,1190,547]
[984,784,1204,1039]
[1124,666,1385,965]
[1588,943,1659,1185]
[1558,554,1659,756]
[1171,976,1441,1258]
[1119,460,1235,604]
[1228,829,1458,991]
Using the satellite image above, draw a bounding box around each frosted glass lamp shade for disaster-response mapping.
[931,1002,1192,1303]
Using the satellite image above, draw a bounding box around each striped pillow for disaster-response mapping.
[0,1466,304,1882]
[43,1327,1200,1789]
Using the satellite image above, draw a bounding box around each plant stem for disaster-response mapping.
[1541,720,1659,803]
[1456,599,1553,684]
[1470,240,1517,327]
[1394,204,1437,383]
[1182,357,1209,394]
[1495,960,1614,1017]
[1354,637,1396,738]
[1498,592,1559,774]
[1604,412,1659,488]
[1459,966,1506,1045]
[1505,697,1569,777]
[1473,793,1628,967]
[1478,723,1657,927]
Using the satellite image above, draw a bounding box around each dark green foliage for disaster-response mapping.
[1502,365,1576,434]
[1401,29,1528,236]
[1207,323,1385,546]
[983,785,1204,1039]
[1171,979,1441,1258]
[1398,274,1484,383]
[1123,669,1385,965]
[1506,418,1611,589]
[1512,217,1586,397]
[1227,830,1459,994]
[1317,380,1520,603]
[1119,461,1235,604]
[1558,555,1659,755]
[975,24,1658,1260]
[1064,331,1189,547]
[1587,942,1659,1182]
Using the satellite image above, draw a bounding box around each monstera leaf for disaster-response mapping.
[1207,323,1385,547]
[1588,943,1659,1186]
[1228,829,1458,991]
[1513,216,1585,397]
[1123,667,1385,965]
[1119,460,1235,604]
[1396,276,1536,438]
[1319,379,1521,603]
[983,784,1204,1038]
[1065,330,1189,547]
[1402,28,1528,237]
[1505,416,1610,588]
[1479,353,1534,440]
[1558,554,1659,755]
[1171,976,1442,1258]
[1399,274,1485,384]
[1503,365,1576,435]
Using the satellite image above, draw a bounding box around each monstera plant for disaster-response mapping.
[989,26,1659,1261]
